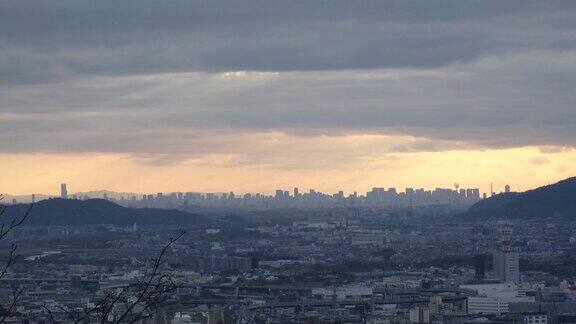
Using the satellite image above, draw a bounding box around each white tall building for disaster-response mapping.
[60,183,68,199]
[494,250,520,283]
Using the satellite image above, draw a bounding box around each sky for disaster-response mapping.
[1,1,575,195]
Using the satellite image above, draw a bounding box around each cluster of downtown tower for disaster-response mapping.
[54,183,499,210]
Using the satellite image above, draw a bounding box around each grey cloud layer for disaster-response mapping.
[1,51,575,156]
[1,1,575,83]
[1,1,575,158]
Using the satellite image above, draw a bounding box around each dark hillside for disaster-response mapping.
[1,198,207,226]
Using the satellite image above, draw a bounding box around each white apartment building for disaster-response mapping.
[312,285,373,300]
[461,282,535,315]
[524,313,548,324]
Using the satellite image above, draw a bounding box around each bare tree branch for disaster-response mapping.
[0,286,23,323]
[0,200,33,241]
[42,230,186,324]
[0,195,33,323]
[41,305,59,324]
[0,243,17,280]
[114,230,185,323]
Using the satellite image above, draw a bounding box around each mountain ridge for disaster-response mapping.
[461,176,576,220]
[1,198,207,226]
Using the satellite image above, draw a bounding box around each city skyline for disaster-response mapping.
[3,179,517,199]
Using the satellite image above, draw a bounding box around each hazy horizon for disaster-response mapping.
[0,175,567,199]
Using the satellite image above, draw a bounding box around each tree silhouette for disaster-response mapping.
[43,230,186,323]
[0,195,33,323]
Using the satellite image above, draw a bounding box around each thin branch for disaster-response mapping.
[114,230,185,324]
[0,243,17,280]
[41,305,59,324]
[0,203,33,241]
[0,286,23,323]
[39,230,186,324]
[0,195,32,324]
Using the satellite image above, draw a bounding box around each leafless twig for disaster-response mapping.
[0,286,23,323]
[0,195,33,323]
[43,230,186,324]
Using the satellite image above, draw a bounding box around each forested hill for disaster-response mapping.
[461,177,576,220]
[1,198,207,226]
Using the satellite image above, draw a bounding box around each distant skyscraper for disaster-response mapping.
[60,183,68,199]
[293,187,299,197]
[504,184,511,193]
[275,189,284,200]
[494,250,520,283]
[31,194,36,203]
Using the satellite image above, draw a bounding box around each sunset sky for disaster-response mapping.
[1,1,575,196]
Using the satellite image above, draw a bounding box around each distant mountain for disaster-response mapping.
[1,194,54,204]
[1,198,207,226]
[461,177,576,220]
[2,190,209,203]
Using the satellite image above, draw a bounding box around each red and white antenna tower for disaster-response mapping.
[499,225,512,253]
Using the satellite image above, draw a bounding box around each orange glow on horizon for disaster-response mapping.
[1,135,574,196]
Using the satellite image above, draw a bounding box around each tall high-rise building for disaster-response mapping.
[504,184,511,193]
[494,250,520,283]
[60,183,68,199]
[493,225,520,283]
[275,189,284,200]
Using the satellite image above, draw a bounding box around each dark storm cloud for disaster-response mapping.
[1,1,576,157]
[1,0,575,83]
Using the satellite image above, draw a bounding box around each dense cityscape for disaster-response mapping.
[2,179,576,323]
